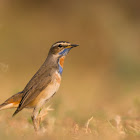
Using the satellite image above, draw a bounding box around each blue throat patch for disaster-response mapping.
[58,48,71,74]
[59,48,71,56]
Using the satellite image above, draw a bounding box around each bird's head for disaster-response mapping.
[49,41,78,56]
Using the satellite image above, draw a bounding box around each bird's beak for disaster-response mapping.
[65,44,79,49]
[71,44,79,48]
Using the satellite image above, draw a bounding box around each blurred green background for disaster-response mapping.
[0,0,140,139]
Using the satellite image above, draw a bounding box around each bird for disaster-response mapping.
[0,41,78,132]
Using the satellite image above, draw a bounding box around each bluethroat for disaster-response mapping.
[0,41,78,132]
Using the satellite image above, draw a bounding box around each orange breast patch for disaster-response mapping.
[59,56,65,68]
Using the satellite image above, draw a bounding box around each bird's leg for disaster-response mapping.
[32,116,39,132]
[32,105,54,133]
[32,107,41,132]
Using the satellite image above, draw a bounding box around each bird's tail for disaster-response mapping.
[0,92,23,111]
[0,102,17,111]
[0,103,6,111]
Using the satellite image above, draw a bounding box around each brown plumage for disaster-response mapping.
[0,41,78,132]
[13,63,57,116]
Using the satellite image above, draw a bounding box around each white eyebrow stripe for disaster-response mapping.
[52,42,71,47]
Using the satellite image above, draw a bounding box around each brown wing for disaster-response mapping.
[13,65,56,116]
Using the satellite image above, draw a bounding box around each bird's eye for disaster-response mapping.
[58,44,63,48]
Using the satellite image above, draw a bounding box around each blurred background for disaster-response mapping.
[0,0,140,139]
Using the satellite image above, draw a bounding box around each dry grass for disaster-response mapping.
[0,104,140,140]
